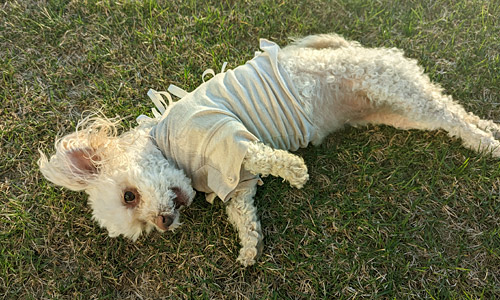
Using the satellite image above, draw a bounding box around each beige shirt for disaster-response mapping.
[151,39,315,203]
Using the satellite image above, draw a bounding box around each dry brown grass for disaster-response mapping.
[1,0,500,298]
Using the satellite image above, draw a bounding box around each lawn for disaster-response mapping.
[1,0,500,298]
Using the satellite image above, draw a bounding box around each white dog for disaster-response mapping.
[39,34,500,266]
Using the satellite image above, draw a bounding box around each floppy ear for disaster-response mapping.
[38,146,101,191]
[39,115,122,191]
[65,148,100,175]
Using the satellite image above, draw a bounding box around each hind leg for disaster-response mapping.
[350,81,500,157]
[342,51,500,156]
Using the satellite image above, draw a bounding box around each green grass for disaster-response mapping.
[2,0,500,298]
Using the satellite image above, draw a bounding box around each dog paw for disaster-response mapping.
[288,171,309,189]
[237,247,258,266]
[237,239,263,267]
[285,161,309,189]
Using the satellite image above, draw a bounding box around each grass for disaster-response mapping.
[1,0,500,298]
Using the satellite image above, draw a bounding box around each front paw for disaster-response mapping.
[237,239,263,267]
[286,162,309,189]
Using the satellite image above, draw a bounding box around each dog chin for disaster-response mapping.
[167,220,182,232]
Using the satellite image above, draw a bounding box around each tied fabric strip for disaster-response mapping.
[201,62,228,82]
[148,89,172,118]
[136,62,228,124]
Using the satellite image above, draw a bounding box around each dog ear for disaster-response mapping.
[65,148,100,176]
[38,147,101,191]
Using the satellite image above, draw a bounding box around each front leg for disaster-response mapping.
[226,185,263,266]
[243,141,309,188]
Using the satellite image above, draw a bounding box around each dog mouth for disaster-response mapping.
[171,187,191,209]
[154,187,192,232]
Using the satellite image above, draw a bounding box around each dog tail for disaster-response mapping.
[289,33,358,50]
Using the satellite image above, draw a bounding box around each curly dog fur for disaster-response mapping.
[39,34,500,266]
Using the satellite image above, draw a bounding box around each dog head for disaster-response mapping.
[38,116,195,240]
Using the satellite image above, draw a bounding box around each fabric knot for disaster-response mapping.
[138,62,229,124]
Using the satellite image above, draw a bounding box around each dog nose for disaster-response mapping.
[156,214,174,231]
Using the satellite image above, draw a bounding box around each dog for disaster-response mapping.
[39,34,500,266]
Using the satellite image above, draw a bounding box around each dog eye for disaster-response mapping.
[124,191,135,203]
[123,189,140,207]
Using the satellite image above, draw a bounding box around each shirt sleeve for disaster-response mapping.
[202,120,261,202]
